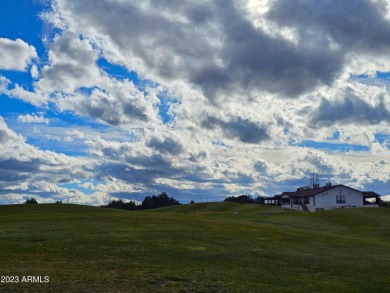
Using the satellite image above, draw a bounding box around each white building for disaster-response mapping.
[280,183,380,212]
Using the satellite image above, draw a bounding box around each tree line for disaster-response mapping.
[103,192,180,211]
[22,194,390,208]
[224,194,266,204]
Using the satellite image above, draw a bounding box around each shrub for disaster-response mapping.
[103,192,180,211]
[224,195,254,204]
[105,199,137,210]
[25,197,38,204]
[142,192,180,209]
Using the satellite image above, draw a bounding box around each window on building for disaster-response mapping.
[281,198,290,205]
[292,197,302,205]
[304,196,310,205]
[336,195,346,204]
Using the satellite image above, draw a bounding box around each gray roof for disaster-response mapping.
[362,191,381,198]
[281,185,381,198]
[282,184,343,198]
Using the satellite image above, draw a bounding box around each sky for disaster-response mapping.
[1,0,390,205]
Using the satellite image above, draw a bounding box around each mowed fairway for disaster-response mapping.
[0,203,389,292]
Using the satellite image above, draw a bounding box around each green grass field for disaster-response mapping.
[0,203,389,292]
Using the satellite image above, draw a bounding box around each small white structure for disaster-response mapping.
[280,183,380,212]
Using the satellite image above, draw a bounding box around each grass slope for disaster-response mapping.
[0,203,389,292]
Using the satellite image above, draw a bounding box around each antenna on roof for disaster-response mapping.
[325,177,332,187]
[309,171,314,187]
[310,171,320,188]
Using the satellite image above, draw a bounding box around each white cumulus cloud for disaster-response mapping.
[0,38,37,71]
[17,114,49,124]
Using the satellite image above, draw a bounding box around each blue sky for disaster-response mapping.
[1,0,390,205]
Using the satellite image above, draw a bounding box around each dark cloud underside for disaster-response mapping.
[311,94,390,126]
[202,116,269,143]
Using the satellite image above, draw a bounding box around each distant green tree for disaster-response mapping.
[224,195,254,204]
[104,199,137,210]
[142,192,180,209]
[25,197,38,204]
[254,196,265,204]
[141,196,153,209]
[103,192,180,211]
[378,198,389,207]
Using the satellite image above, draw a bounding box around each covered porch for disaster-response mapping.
[363,192,381,207]
[264,195,281,206]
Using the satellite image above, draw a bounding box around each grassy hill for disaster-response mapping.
[0,203,389,292]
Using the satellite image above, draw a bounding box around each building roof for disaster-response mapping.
[362,191,381,198]
[281,184,382,198]
[281,184,343,198]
